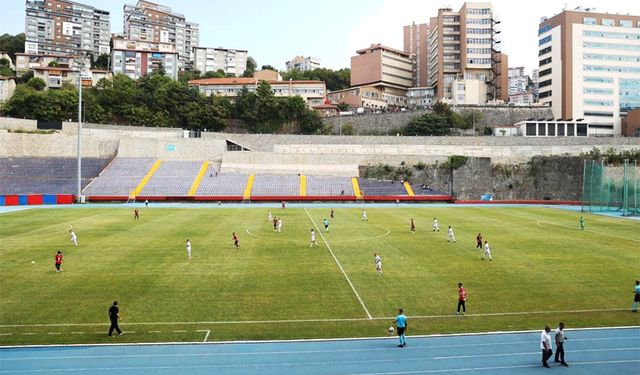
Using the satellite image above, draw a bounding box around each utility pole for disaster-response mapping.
[76,65,83,203]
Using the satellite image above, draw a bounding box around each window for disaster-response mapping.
[584,99,613,106]
[539,57,552,66]
[526,123,536,136]
[539,90,552,99]
[539,35,552,45]
[584,88,613,95]
[538,123,546,136]
[567,124,575,136]
[584,17,596,25]
[539,68,552,77]
[577,124,588,136]
[620,20,632,28]
[539,46,552,56]
[539,25,551,35]
[557,123,565,136]
[602,19,614,26]
[547,123,556,136]
[539,79,552,88]
[583,30,640,39]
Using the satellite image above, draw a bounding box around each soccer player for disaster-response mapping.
[273,217,278,231]
[579,216,585,230]
[108,301,123,336]
[232,233,240,248]
[447,226,456,243]
[54,251,63,272]
[554,322,569,366]
[330,208,335,219]
[374,253,383,276]
[144,199,149,208]
[633,280,640,312]
[394,309,407,347]
[323,218,330,232]
[134,209,139,220]
[362,209,368,221]
[432,217,440,232]
[410,218,416,233]
[268,211,272,222]
[281,201,286,210]
[185,239,192,261]
[277,217,283,233]
[482,240,493,261]
[476,233,483,249]
[69,230,78,246]
[310,229,319,247]
[456,283,466,315]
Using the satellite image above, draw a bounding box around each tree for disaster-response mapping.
[243,56,256,77]
[48,60,59,67]
[281,67,350,91]
[261,65,276,71]
[458,109,484,131]
[403,113,451,136]
[0,57,14,77]
[0,33,25,62]
[27,77,46,91]
[92,54,110,69]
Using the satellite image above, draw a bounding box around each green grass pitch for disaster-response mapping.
[0,205,638,346]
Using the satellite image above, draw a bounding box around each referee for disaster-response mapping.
[108,300,123,336]
[394,309,407,347]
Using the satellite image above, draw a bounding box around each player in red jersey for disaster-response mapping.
[232,232,240,248]
[457,283,466,315]
[476,233,483,249]
[410,218,416,233]
[54,251,63,272]
[134,209,139,220]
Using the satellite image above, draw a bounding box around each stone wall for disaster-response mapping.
[321,106,554,135]
[0,117,38,131]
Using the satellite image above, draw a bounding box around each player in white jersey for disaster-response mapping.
[362,209,368,221]
[69,230,78,246]
[277,218,282,232]
[447,226,456,243]
[482,240,492,261]
[374,253,383,276]
[186,239,192,261]
[268,211,272,222]
[432,218,440,231]
[310,229,319,247]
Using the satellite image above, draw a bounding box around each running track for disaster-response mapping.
[1,327,638,374]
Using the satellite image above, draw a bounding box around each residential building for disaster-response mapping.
[24,0,110,57]
[515,120,589,137]
[33,67,110,89]
[254,69,281,81]
[403,22,429,87]
[327,86,387,111]
[123,1,199,70]
[313,98,340,117]
[407,87,435,109]
[538,7,640,136]
[531,68,539,101]
[111,37,178,80]
[193,47,247,77]
[286,56,321,71]
[427,2,506,104]
[621,109,640,137]
[0,76,16,102]
[0,52,15,69]
[509,92,535,106]
[508,66,534,105]
[15,53,89,75]
[351,44,414,108]
[188,77,326,109]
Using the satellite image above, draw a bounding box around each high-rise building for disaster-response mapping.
[350,44,414,108]
[286,56,321,71]
[508,67,528,96]
[531,68,540,102]
[123,1,199,70]
[403,22,429,87]
[193,47,248,77]
[538,7,640,136]
[427,2,505,104]
[24,0,110,57]
[111,36,178,80]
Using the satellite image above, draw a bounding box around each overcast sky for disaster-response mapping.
[3,0,639,76]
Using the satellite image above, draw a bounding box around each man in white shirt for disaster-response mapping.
[541,325,553,368]
[310,229,318,247]
[362,209,368,221]
[554,322,569,366]
[70,230,78,246]
[186,239,192,261]
[268,211,272,222]
[374,253,383,276]
[447,226,456,243]
[482,241,493,261]
[432,218,440,232]
[277,218,283,233]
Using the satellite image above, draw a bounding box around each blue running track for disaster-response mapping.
[1,327,638,374]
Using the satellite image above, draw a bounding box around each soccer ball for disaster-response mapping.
[388,326,395,334]
[31,261,35,264]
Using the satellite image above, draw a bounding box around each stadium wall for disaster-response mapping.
[0,117,38,131]
[0,132,118,158]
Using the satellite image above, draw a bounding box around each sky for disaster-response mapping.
[3,0,640,76]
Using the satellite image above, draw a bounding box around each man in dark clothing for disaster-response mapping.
[108,301,123,336]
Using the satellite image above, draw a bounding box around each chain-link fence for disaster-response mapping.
[582,159,639,216]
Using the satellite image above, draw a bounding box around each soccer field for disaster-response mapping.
[0,205,638,346]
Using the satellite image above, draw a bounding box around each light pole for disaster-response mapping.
[76,67,83,203]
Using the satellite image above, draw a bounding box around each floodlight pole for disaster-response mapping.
[76,69,83,204]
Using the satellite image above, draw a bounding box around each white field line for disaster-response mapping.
[197,329,210,342]
[0,212,106,241]
[0,308,629,328]
[433,347,639,360]
[304,208,372,319]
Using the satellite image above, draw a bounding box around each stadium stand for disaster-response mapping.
[139,161,202,196]
[0,157,109,195]
[195,164,247,196]
[83,157,156,196]
[252,174,299,196]
[357,178,409,196]
[306,175,354,196]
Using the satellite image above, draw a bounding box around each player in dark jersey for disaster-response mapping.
[232,233,240,248]
[134,209,139,220]
[54,251,63,272]
[410,218,416,233]
[476,233,483,249]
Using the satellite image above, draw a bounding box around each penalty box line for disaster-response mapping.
[304,208,373,319]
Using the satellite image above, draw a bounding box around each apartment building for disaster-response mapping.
[123,1,199,70]
[350,44,414,108]
[508,66,534,105]
[286,56,321,71]
[538,7,640,136]
[0,76,16,103]
[111,37,178,80]
[14,53,89,75]
[33,67,110,89]
[193,47,248,77]
[188,77,326,109]
[327,86,387,111]
[24,0,110,57]
[407,87,435,109]
[403,22,429,87]
[427,2,506,104]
